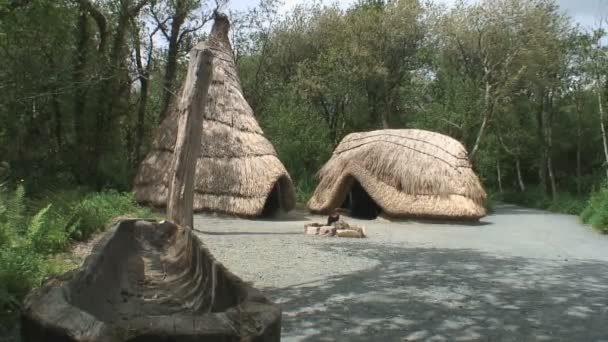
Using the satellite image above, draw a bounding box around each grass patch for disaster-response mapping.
[0,183,155,327]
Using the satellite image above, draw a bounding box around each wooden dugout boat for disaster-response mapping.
[21,219,281,341]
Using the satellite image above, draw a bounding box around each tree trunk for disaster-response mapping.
[598,79,608,179]
[575,87,582,196]
[75,0,109,185]
[51,93,63,149]
[167,48,213,228]
[546,91,557,200]
[72,7,90,183]
[515,157,525,192]
[496,160,503,193]
[547,155,557,200]
[91,12,127,188]
[133,23,154,165]
[158,6,188,123]
[536,92,547,194]
[381,110,389,129]
[469,79,492,160]
[43,52,64,150]
[90,0,147,187]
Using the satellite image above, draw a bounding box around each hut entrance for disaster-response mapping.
[261,182,281,217]
[340,179,380,219]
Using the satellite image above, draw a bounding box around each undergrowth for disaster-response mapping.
[495,186,608,233]
[0,183,154,326]
[581,183,608,233]
[295,177,317,206]
[495,188,587,216]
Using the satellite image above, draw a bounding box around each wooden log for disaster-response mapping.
[167,47,213,228]
[21,219,282,341]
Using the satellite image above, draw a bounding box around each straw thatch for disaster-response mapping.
[134,14,295,217]
[307,129,487,220]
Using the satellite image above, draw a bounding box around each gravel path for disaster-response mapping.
[194,204,608,341]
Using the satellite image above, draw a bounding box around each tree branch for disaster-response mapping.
[150,5,170,40]
[74,0,108,52]
[129,0,150,16]
[177,13,213,45]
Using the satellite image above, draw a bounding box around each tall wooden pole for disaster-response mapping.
[167,47,213,228]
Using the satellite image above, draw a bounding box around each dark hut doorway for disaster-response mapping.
[260,182,281,217]
[340,179,381,219]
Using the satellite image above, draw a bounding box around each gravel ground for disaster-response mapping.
[194,204,608,342]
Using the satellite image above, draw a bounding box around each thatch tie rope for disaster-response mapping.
[338,132,470,162]
[336,139,467,174]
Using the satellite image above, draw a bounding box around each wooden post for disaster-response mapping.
[167,47,213,228]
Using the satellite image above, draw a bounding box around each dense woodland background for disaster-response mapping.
[1,0,608,328]
[1,0,608,200]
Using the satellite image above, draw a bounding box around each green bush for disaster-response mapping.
[295,176,318,205]
[547,194,587,216]
[496,188,587,216]
[31,190,154,246]
[499,188,552,209]
[0,183,155,324]
[68,191,153,241]
[581,184,608,233]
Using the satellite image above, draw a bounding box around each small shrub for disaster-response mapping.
[0,247,45,303]
[0,184,155,324]
[581,184,608,233]
[295,177,317,205]
[34,190,154,243]
[547,194,586,216]
[0,200,56,317]
[69,191,153,241]
[485,192,505,214]
[495,188,586,216]
[499,188,552,209]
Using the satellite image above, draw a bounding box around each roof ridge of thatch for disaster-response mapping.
[339,131,469,161]
[193,190,271,198]
[335,139,467,174]
[201,154,277,160]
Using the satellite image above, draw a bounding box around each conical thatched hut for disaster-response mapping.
[307,129,487,220]
[134,14,295,217]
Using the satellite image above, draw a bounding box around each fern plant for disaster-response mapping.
[0,184,27,248]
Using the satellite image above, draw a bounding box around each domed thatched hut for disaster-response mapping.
[307,129,487,220]
[134,14,295,217]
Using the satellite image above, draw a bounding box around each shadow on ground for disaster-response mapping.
[490,204,545,216]
[269,244,608,341]
[255,210,312,222]
[195,230,301,236]
[382,217,493,227]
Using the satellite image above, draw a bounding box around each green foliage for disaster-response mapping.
[581,184,608,233]
[0,183,154,323]
[294,176,318,205]
[499,189,552,210]
[548,196,587,216]
[496,188,587,216]
[69,191,153,241]
[0,247,46,306]
[260,86,333,185]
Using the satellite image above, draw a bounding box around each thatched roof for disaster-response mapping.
[134,13,295,217]
[307,129,487,220]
